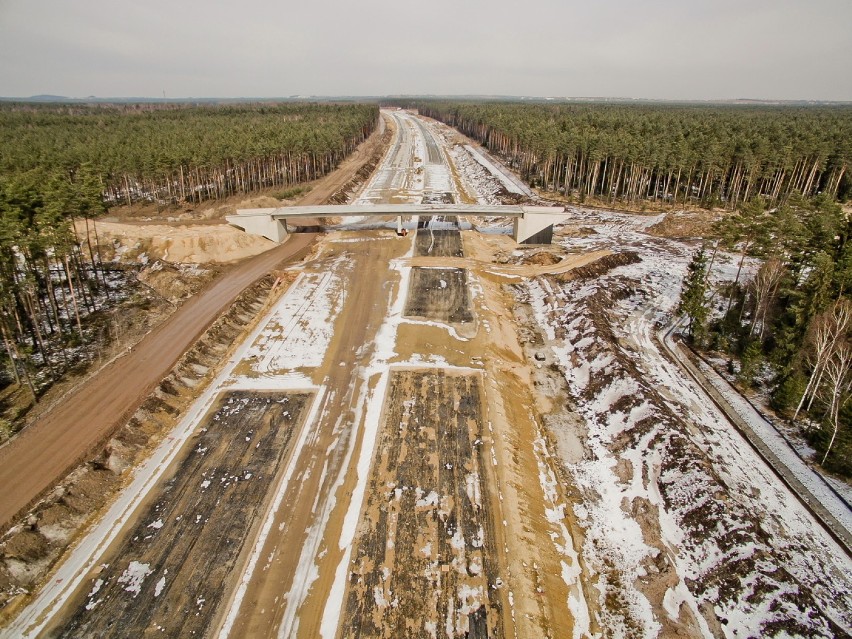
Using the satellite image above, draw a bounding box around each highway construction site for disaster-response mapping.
[1,110,851,639]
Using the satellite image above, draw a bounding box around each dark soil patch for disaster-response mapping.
[556,251,641,283]
[405,268,473,323]
[415,228,464,258]
[342,371,501,638]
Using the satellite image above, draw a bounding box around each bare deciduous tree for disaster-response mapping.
[821,343,852,464]
[794,299,852,422]
[749,257,786,339]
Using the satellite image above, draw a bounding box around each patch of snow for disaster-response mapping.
[416,491,440,508]
[117,561,152,597]
[247,257,349,373]
[154,575,166,598]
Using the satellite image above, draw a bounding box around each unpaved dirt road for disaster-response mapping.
[0,233,315,532]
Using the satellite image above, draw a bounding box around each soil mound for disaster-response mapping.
[556,251,640,282]
[647,210,721,239]
[521,251,561,266]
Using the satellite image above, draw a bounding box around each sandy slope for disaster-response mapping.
[78,220,276,264]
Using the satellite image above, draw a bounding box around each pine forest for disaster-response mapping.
[409,101,851,207]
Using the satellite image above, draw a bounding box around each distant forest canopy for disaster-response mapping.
[0,102,379,206]
[394,101,852,206]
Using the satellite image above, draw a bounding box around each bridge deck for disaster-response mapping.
[234,204,537,218]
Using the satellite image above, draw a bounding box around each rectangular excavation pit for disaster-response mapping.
[51,390,311,638]
[404,267,473,323]
[341,370,502,639]
[415,228,464,258]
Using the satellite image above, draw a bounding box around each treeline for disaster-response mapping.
[680,195,852,474]
[0,102,377,421]
[0,102,379,205]
[402,101,851,207]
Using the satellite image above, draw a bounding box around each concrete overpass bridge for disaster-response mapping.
[226,204,568,244]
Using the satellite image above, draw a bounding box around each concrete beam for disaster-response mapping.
[226,204,570,245]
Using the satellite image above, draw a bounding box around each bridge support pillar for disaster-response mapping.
[513,207,568,244]
[225,210,288,243]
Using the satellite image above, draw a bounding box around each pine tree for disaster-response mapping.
[739,340,764,386]
[679,246,710,344]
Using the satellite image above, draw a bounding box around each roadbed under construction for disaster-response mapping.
[47,390,311,638]
[406,222,472,324]
[342,370,500,639]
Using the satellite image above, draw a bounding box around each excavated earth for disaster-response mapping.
[342,370,499,639]
[404,268,473,324]
[48,391,311,638]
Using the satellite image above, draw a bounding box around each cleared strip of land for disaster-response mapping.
[342,370,501,639]
[48,391,310,638]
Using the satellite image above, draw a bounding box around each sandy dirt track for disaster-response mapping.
[0,233,316,531]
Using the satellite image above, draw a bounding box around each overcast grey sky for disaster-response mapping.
[1,0,850,100]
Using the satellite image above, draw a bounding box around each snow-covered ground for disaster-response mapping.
[463,144,531,197]
[428,118,525,207]
[519,208,852,637]
[245,256,348,374]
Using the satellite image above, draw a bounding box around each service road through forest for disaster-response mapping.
[6,109,851,639]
